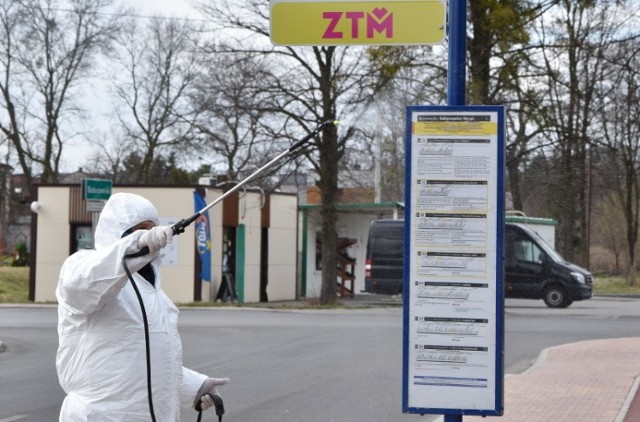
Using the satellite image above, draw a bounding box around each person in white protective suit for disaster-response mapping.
[56,192,228,421]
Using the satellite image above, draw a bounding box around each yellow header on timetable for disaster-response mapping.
[413,121,498,136]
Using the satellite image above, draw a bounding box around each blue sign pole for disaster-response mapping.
[447,3,466,422]
[447,0,467,107]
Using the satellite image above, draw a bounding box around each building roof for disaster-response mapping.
[299,201,404,212]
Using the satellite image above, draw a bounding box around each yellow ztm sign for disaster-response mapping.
[270,0,446,46]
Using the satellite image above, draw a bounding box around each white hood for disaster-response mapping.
[94,192,160,249]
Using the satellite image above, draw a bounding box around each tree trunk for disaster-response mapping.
[628,263,636,287]
[506,153,523,211]
[319,118,339,305]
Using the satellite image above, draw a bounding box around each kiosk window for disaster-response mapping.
[73,225,93,253]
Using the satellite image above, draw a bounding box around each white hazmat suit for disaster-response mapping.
[56,192,225,421]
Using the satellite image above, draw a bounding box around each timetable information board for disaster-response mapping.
[403,106,505,416]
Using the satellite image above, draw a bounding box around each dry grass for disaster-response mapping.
[2,267,640,304]
[593,274,640,296]
[0,267,30,303]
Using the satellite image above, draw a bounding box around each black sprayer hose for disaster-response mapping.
[122,255,157,422]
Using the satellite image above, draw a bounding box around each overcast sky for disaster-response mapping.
[128,0,199,18]
[59,0,203,173]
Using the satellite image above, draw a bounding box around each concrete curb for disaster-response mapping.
[615,375,640,422]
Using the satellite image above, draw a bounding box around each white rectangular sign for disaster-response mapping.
[403,106,505,417]
[159,217,179,266]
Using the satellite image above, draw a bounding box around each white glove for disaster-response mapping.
[194,377,230,410]
[137,226,173,253]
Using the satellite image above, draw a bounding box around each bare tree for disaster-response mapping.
[590,192,626,274]
[359,2,554,211]
[0,0,117,188]
[197,0,392,304]
[86,132,132,182]
[594,37,640,283]
[356,57,447,202]
[0,1,22,172]
[109,16,201,183]
[190,52,277,183]
[467,0,549,105]
[533,0,627,266]
[465,1,560,212]
[503,58,554,211]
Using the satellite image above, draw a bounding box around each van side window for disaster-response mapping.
[514,237,544,263]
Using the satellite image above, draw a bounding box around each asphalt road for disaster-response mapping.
[1,296,639,421]
[504,296,640,373]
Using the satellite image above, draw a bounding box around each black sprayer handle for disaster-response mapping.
[288,120,339,152]
[172,213,201,235]
[124,214,201,258]
[195,393,224,422]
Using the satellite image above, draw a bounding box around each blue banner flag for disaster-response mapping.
[193,191,211,282]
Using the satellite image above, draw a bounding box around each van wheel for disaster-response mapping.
[543,285,571,308]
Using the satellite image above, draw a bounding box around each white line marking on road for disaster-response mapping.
[0,415,30,422]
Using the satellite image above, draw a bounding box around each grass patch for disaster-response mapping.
[0,267,356,307]
[0,267,30,303]
[593,274,640,296]
[178,298,355,309]
[3,267,640,305]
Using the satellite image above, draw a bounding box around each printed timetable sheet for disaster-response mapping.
[403,106,505,416]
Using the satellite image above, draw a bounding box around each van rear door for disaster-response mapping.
[365,221,404,294]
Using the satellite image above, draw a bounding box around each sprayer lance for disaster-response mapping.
[170,120,339,235]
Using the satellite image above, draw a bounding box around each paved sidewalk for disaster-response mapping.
[456,337,640,422]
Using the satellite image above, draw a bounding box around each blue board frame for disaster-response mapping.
[402,105,505,417]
